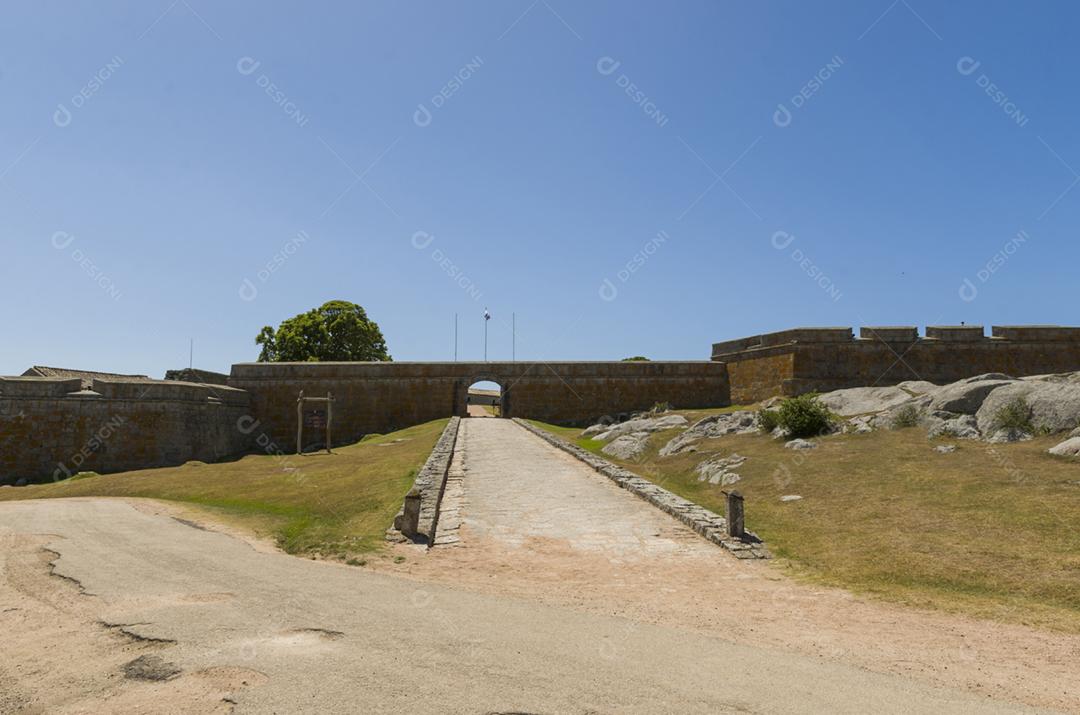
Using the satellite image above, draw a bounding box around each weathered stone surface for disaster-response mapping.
[594,414,687,442]
[695,453,746,485]
[659,411,757,456]
[927,414,981,440]
[934,444,957,453]
[1048,436,1080,456]
[779,495,802,502]
[0,376,252,485]
[897,380,938,395]
[927,376,1016,414]
[816,386,912,416]
[975,381,1080,435]
[602,432,651,460]
[845,415,874,434]
[986,428,1033,444]
[784,439,817,450]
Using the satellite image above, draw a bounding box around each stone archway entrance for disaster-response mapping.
[458,376,510,418]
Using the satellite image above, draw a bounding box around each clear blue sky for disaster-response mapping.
[2,1,1077,377]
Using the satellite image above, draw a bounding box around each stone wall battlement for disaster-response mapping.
[712,325,1080,403]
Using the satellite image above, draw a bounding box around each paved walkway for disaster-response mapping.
[455,418,714,558]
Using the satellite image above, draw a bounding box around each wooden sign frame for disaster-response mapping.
[296,390,334,455]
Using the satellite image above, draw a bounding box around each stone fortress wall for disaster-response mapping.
[712,325,1080,404]
[227,360,731,448]
[0,377,251,483]
[4,324,1079,482]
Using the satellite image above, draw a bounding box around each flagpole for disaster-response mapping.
[454,313,458,361]
[484,311,488,361]
[512,313,516,362]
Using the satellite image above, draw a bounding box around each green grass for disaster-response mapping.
[532,413,1080,632]
[0,419,447,559]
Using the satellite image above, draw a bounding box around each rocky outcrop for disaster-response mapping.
[591,414,688,442]
[659,411,758,456]
[927,375,1017,414]
[695,453,745,485]
[816,386,913,416]
[975,381,1080,435]
[1048,437,1080,456]
[602,433,651,460]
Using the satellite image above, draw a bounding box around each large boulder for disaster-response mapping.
[897,380,939,395]
[601,432,651,460]
[927,375,1016,414]
[594,414,687,442]
[975,381,1080,435]
[927,413,981,440]
[816,386,913,416]
[658,411,757,456]
[695,453,746,485]
[1048,437,1080,456]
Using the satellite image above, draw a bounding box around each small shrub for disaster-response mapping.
[346,557,366,567]
[776,394,834,438]
[891,404,920,429]
[651,401,672,414]
[757,408,781,434]
[992,397,1034,433]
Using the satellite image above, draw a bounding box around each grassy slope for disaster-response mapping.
[532,414,1080,632]
[0,419,448,559]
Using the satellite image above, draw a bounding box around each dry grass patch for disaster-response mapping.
[535,415,1080,632]
[0,419,448,559]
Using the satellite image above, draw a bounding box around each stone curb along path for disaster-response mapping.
[513,418,770,559]
[386,417,461,546]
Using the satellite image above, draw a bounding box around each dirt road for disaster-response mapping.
[0,497,1045,714]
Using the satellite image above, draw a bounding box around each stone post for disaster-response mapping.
[725,490,745,539]
[394,488,422,537]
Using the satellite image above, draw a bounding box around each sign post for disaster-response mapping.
[296,390,335,455]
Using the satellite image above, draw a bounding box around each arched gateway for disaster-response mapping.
[229,360,729,446]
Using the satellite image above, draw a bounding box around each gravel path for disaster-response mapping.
[0,497,1036,714]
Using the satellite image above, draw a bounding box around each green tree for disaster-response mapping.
[256,300,391,362]
[622,356,651,361]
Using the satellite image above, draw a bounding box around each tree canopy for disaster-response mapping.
[622,356,651,361]
[256,300,391,362]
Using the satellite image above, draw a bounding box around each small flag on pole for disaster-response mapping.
[483,308,491,321]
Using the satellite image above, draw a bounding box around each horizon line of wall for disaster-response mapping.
[711,325,1080,404]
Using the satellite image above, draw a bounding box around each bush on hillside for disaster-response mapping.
[891,404,921,429]
[776,394,834,438]
[757,408,781,434]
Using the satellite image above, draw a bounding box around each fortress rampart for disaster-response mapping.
[228,360,730,448]
[0,377,251,483]
[712,325,1080,404]
[4,324,1079,483]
